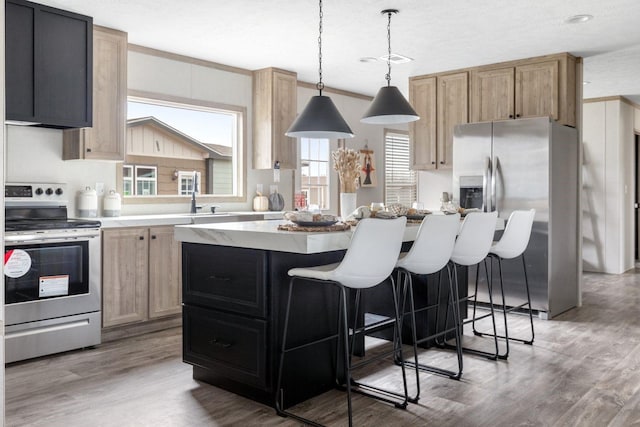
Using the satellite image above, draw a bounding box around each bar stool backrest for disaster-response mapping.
[396,213,460,275]
[450,211,498,266]
[490,209,536,259]
[333,217,407,289]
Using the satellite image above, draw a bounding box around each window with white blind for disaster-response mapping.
[384,131,416,206]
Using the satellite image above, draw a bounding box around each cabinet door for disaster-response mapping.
[409,77,437,170]
[102,228,149,327]
[64,26,127,160]
[437,72,468,169]
[37,6,93,127]
[470,67,514,122]
[253,68,297,169]
[5,0,36,121]
[515,60,559,121]
[148,226,182,319]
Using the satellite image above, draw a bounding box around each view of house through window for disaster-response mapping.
[300,138,330,210]
[384,131,416,206]
[122,96,243,198]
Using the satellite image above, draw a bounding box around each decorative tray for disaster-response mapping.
[291,220,338,227]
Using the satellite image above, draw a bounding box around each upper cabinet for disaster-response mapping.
[410,72,468,170]
[409,53,579,170]
[63,26,128,160]
[469,54,576,126]
[253,68,297,170]
[5,0,93,128]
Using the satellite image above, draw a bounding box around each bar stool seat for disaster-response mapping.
[395,213,462,402]
[276,217,408,427]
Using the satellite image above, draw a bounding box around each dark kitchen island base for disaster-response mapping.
[181,241,466,410]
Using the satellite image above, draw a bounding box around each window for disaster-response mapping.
[384,131,416,206]
[178,171,201,196]
[134,165,157,196]
[120,93,245,201]
[122,165,133,196]
[300,138,330,210]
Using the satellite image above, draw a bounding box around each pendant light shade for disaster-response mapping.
[361,86,419,124]
[361,9,420,125]
[285,0,354,139]
[286,95,354,139]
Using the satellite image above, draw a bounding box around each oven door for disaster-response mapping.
[4,231,101,326]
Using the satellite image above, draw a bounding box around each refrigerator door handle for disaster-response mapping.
[484,157,491,212]
[492,156,498,212]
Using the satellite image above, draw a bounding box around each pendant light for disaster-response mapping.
[285,0,354,139]
[361,9,419,124]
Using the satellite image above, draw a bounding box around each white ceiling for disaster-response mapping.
[33,0,640,104]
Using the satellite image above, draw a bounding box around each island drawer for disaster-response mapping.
[183,304,268,389]
[182,243,267,317]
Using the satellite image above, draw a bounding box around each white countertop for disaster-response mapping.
[174,219,422,254]
[96,211,284,228]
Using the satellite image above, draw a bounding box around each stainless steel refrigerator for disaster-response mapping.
[452,117,579,319]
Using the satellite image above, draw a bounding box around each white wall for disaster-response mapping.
[582,99,636,273]
[417,169,452,211]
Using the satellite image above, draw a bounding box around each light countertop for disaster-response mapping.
[95,211,284,228]
[174,219,422,254]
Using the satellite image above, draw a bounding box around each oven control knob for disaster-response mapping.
[35,187,44,195]
[55,188,64,196]
[45,188,53,195]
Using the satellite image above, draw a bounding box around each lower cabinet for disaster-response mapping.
[102,226,181,328]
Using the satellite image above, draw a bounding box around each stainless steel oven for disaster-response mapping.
[4,183,102,363]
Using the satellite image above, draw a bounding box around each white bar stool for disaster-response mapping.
[471,209,536,359]
[447,211,503,360]
[275,217,408,427]
[395,213,462,402]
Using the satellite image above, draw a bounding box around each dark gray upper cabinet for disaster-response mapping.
[5,0,93,128]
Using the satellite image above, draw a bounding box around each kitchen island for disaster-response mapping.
[174,219,463,409]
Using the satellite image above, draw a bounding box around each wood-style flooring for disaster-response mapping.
[6,270,640,426]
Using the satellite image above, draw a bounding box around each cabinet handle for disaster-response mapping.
[139,236,144,240]
[208,275,231,282]
[209,338,232,349]
[440,161,445,165]
[151,235,157,240]
[509,114,514,119]
[431,161,436,165]
[86,148,92,152]
[516,114,521,118]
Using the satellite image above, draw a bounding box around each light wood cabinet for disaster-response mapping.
[63,26,127,160]
[470,54,576,126]
[102,226,181,328]
[253,68,297,169]
[409,72,467,170]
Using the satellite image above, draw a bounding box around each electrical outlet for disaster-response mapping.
[95,182,105,196]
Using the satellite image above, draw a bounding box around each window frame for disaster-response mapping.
[300,137,331,210]
[119,89,247,205]
[383,129,417,207]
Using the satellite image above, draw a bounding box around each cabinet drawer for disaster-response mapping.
[182,243,267,317]
[183,305,268,389]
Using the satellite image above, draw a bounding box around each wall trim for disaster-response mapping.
[584,95,640,109]
[297,80,373,101]
[128,44,253,76]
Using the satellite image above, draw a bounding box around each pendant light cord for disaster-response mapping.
[317,0,324,95]
[386,10,392,87]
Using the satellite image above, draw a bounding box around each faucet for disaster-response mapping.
[190,171,199,214]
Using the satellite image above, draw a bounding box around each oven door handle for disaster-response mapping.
[5,231,100,243]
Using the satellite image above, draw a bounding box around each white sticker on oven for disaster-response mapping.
[4,249,32,278]
[39,275,70,298]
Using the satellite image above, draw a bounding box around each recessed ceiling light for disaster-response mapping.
[359,57,379,63]
[379,53,413,64]
[565,14,593,24]
[583,80,591,85]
